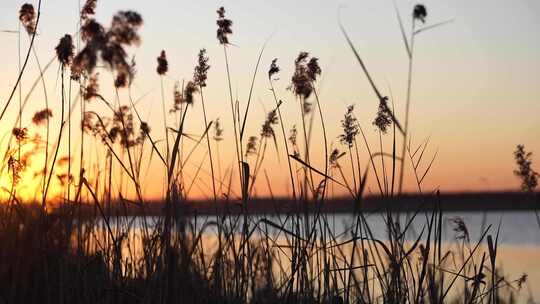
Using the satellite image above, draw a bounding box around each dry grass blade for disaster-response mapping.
[168,107,190,184]
[356,164,369,199]
[240,38,269,141]
[372,152,403,162]
[419,149,438,184]
[260,218,306,242]
[414,19,454,35]
[181,122,214,168]
[392,0,411,58]
[82,177,116,245]
[128,92,167,166]
[338,18,404,135]
[289,154,346,188]
[241,161,250,201]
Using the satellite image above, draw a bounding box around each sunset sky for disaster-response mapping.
[0,0,539,200]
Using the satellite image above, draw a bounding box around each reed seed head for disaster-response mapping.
[83,74,99,101]
[156,50,168,75]
[72,11,142,87]
[289,125,300,157]
[8,157,23,186]
[81,19,105,43]
[184,81,199,106]
[12,127,28,142]
[245,136,258,156]
[339,105,358,148]
[213,118,224,141]
[307,57,321,81]
[514,144,538,192]
[194,49,210,87]
[329,148,345,168]
[261,109,278,138]
[290,52,321,99]
[19,3,36,35]
[373,97,392,133]
[32,108,53,126]
[55,34,75,66]
[81,0,97,21]
[413,4,427,23]
[268,58,280,79]
[449,217,470,243]
[138,121,151,143]
[109,11,143,46]
[170,82,184,113]
[216,7,233,45]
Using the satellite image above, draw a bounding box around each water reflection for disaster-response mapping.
[85,211,540,301]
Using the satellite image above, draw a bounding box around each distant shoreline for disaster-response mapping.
[54,191,540,217]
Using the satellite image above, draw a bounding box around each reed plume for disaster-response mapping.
[156,50,168,75]
[339,105,358,148]
[81,0,97,21]
[19,3,36,34]
[55,34,74,66]
[32,109,53,126]
[373,97,392,133]
[72,10,143,87]
[216,7,233,45]
[514,144,538,192]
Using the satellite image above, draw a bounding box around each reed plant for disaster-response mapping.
[0,1,533,304]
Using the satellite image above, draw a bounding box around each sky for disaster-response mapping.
[0,0,539,200]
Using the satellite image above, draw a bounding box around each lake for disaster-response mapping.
[93,210,540,302]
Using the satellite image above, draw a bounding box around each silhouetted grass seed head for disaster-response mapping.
[413,4,427,23]
[32,109,53,126]
[268,58,280,79]
[55,34,75,66]
[194,49,210,87]
[373,97,392,133]
[216,7,233,45]
[81,0,98,21]
[290,52,321,99]
[184,81,199,105]
[19,3,36,34]
[156,50,168,75]
[339,105,358,147]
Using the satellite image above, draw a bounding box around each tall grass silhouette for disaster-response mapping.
[0,1,534,303]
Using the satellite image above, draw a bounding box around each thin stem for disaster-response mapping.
[353,138,363,195]
[398,18,416,194]
[43,66,66,209]
[269,79,296,201]
[378,131,388,196]
[223,46,244,201]
[216,139,223,195]
[29,46,51,202]
[299,97,315,199]
[313,88,328,201]
[199,87,217,203]
[17,23,22,161]
[348,146,358,196]
[160,76,170,163]
[68,78,72,203]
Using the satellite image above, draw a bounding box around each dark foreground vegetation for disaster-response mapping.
[0,1,538,303]
[0,199,534,304]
